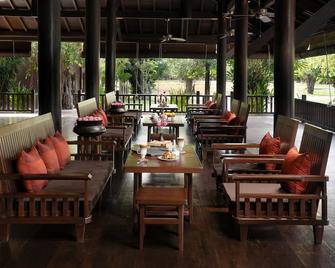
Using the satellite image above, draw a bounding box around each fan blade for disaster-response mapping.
[259,15,272,23]
[170,37,186,42]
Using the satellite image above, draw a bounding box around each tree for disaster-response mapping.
[0,57,23,93]
[168,59,206,93]
[295,57,322,94]
[319,54,335,89]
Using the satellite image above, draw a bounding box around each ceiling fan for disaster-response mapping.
[161,18,186,43]
[223,1,275,23]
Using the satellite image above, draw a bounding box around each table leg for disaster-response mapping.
[133,173,139,226]
[147,126,151,142]
[184,173,193,223]
[176,126,179,139]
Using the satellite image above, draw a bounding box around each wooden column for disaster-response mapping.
[274,0,295,123]
[106,0,117,93]
[85,0,101,104]
[216,0,227,111]
[233,0,248,102]
[38,0,61,131]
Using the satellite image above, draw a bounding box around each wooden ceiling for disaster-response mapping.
[0,0,334,58]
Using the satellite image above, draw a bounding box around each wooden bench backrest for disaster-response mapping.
[77,98,98,117]
[299,124,333,176]
[237,102,250,125]
[274,115,299,154]
[105,92,117,107]
[0,113,55,192]
[231,99,240,115]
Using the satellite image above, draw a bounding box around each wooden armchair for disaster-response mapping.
[221,124,333,243]
[191,99,241,134]
[77,98,132,164]
[196,102,250,160]
[212,115,300,187]
[186,93,223,124]
[105,92,142,135]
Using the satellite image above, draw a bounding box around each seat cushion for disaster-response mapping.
[43,160,113,212]
[223,182,283,202]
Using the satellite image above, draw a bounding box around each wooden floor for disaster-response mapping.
[1,111,335,268]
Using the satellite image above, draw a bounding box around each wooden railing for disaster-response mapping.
[1,91,275,114]
[295,98,335,132]
[0,91,36,113]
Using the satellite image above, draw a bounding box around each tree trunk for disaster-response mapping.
[185,78,193,94]
[306,75,316,94]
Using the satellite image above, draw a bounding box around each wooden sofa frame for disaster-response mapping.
[221,124,333,243]
[0,113,116,242]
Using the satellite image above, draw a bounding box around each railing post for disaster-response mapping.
[31,90,35,113]
[116,90,120,102]
[302,94,307,101]
[196,91,200,104]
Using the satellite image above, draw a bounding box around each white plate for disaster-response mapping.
[157,155,179,162]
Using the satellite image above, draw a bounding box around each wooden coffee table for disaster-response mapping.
[124,145,203,223]
[143,117,184,142]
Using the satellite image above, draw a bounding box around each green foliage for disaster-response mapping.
[61,43,84,74]
[295,57,322,94]
[247,59,273,95]
[0,57,23,93]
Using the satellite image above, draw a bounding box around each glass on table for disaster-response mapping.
[177,137,185,154]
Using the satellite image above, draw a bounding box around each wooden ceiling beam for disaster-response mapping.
[295,0,335,45]
[0,9,218,20]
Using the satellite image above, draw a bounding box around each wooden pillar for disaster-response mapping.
[274,0,295,123]
[205,62,210,96]
[106,0,117,93]
[85,0,101,104]
[216,0,227,111]
[38,0,61,131]
[233,0,248,103]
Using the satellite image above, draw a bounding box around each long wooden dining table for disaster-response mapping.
[124,145,203,223]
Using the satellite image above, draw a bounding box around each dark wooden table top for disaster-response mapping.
[124,145,203,174]
[143,117,184,127]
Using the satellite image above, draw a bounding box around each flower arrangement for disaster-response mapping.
[78,116,102,122]
[111,101,124,106]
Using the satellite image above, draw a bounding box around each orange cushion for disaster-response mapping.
[209,102,217,109]
[49,131,70,169]
[36,139,60,174]
[259,132,281,170]
[17,146,48,193]
[92,110,107,127]
[205,100,212,108]
[281,147,311,194]
[97,109,108,127]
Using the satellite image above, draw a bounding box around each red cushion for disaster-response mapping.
[97,108,108,127]
[205,100,212,108]
[92,110,107,127]
[36,139,60,174]
[226,112,237,124]
[281,147,311,194]
[17,146,48,193]
[209,102,217,109]
[259,132,281,170]
[204,100,212,107]
[49,131,70,169]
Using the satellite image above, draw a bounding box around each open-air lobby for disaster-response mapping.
[1,1,335,267]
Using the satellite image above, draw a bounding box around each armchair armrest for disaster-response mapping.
[223,157,284,165]
[212,143,260,150]
[220,153,286,159]
[0,172,92,181]
[232,174,329,183]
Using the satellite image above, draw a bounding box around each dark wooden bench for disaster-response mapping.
[0,113,115,242]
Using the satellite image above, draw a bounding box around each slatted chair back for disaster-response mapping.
[274,115,299,154]
[77,98,98,117]
[105,92,117,107]
[231,99,240,115]
[299,123,333,176]
[0,113,55,193]
[236,102,250,125]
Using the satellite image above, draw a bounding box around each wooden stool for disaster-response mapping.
[135,187,186,253]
